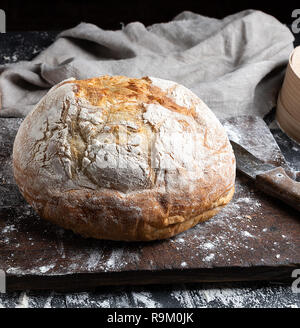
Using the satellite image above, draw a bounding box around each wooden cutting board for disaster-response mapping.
[0,116,299,291]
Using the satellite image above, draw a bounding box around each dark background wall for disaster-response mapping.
[1,0,299,31]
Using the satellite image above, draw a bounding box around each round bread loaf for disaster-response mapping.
[13,75,235,241]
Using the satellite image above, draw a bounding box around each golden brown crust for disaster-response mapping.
[64,76,197,118]
[14,160,234,241]
[13,75,236,241]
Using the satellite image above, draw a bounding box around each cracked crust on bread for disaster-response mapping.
[13,75,236,241]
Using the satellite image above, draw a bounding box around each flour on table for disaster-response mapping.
[105,249,124,270]
[86,251,103,271]
[203,254,215,262]
[39,264,55,273]
[131,291,162,308]
[170,288,195,308]
[202,242,215,250]
[1,225,17,233]
[241,231,255,238]
[15,292,29,308]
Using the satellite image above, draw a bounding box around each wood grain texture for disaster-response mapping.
[256,167,300,211]
[0,116,300,291]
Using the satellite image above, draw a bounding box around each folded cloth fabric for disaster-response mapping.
[0,10,294,118]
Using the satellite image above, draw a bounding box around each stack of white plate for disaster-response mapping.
[276,46,300,144]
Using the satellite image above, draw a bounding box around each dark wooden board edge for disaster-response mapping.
[6,265,297,291]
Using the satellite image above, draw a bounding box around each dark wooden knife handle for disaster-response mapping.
[255,167,300,212]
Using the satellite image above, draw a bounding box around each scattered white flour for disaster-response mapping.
[2,237,9,244]
[0,283,298,308]
[39,264,55,273]
[43,292,54,308]
[202,242,215,250]
[203,288,248,307]
[112,293,131,308]
[2,225,17,233]
[203,254,215,262]
[66,293,90,307]
[236,197,261,210]
[15,292,29,308]
[3,54,18,62]
[131,291,162,308]
[196,284,299,308]
[105,249,125,271]
[96,299,110,308]
[171,288,195,307]
[242,231,255,238]
[86,251,103,271]
[57,241,66,259]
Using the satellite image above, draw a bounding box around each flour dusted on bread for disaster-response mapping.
[13,75,235,241]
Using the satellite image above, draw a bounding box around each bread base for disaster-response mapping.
[17,177,235,241]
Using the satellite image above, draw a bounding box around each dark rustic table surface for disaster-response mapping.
[0,29,300,308]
